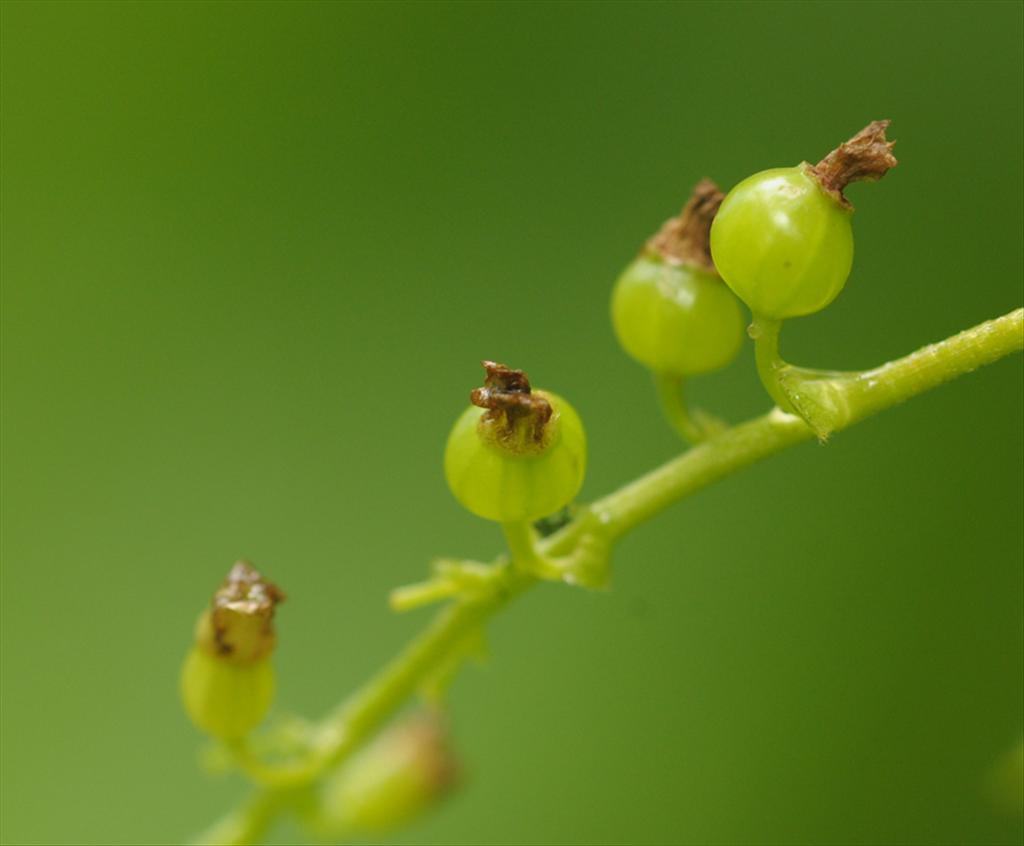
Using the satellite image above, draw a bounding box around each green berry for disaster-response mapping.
[444,362,586,523]
[317,712,458,835]
[710,121,897,320]
[611,256,745,375]
[180,645,275,740]
[710,166,853,319]
[180,562,284,740]
[612,179,745,375]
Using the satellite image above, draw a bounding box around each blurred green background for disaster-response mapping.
[2,2,1022,844]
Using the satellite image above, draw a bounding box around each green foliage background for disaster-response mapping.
[2,2,1022,844]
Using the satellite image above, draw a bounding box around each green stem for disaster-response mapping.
[653,372,708,443]
[389,578,462,612]
[197,307,1023,844]
[313,573,532,770]
[750,314,794,412]
[591,308,1023,536]
[232,565,533,792]
[590,407,807,541]
[502,520,598,583]
[828,310,1024,421]
[501,521,542,572]
[190,790,288,846]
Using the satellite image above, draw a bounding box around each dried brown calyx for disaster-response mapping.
[196,561,285,663]
[808,120,898,208]
[644,178,724,272]
[322,709,459,830]
[391,711,460,795]
[470,361,553,451]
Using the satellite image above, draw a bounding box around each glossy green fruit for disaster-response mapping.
[444,391,586,523]
[611,255,745,376]
[710,166,854,319]
[180,646,275,740]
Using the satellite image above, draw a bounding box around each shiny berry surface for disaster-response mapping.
[710,166,853,319]
[444,391,586,523]
[611,255,745,376]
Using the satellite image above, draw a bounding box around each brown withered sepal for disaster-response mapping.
[397,711,460,795]
[206,561,285,662]
[809,120,898,208]
[644,178,724,271]
[470,361,552,445]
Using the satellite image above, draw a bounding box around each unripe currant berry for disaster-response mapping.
[180,645,275,740]
[612,180,745,376]
[710,121,897,320]
[180,561,285,741]
[317,711,458,835]
[444,361,586,523]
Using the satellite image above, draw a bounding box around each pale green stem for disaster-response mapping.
[502,520,588,582]
[197,307,1023,844]
[750,314,794,412]
[653,372,708,443]
[190,790,287,846]
[309,578,532,774]
[389,578,462,612]
[229,566,533,791]
[589,407,808,541]
[821,310,1024,422]
[501,520,541,571]
[591,308,1023,537]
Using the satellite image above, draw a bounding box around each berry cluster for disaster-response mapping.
[183,118,901,750]
[179,122,975,846]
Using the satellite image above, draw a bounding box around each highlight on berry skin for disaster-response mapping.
[710,120,898,320]
[611,178,746,377]
[444,361,586,523]
[180,561,285,741]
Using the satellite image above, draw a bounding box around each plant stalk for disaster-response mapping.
[195,307,1023,845]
